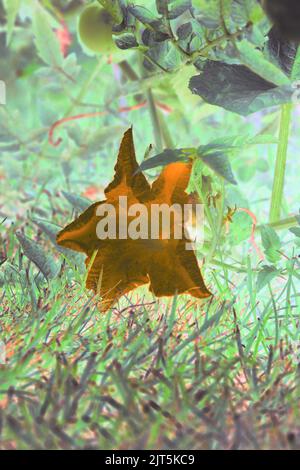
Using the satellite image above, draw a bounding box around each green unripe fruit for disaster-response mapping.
[79,3,116,53]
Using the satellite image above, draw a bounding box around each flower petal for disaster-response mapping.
[86,240,149,311]
[148,238,211,299]
[105,128,151,202]
[56,201,103,254]
[151,162,192,205]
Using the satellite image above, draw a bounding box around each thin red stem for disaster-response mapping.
[48,102,173,147]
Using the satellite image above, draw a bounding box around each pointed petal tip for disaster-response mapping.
[56,229,65,245]
[187,286,213,299]
[56,231,70,249]
[56,228,86,253]
[124,126,133,136]
[56,227,73,246]
[122,126,134,141]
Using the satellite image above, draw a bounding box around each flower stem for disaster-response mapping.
[269,103,293,224]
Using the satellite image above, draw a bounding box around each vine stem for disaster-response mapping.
[269,103,293,224]
[206,179,225,263]
[145,89,164,153]
[63,57,105,118]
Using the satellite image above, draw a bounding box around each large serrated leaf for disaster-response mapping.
[3,0,20,45]
[236,40,291,87]
[16,232,59,280]
[32,5,63,68]
[137,143,237,185]
[189,61,293,115]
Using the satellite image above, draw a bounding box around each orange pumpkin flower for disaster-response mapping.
[56,128,211,311]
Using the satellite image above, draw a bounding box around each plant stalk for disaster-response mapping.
[146,89,164,153]
[259,215,299,232]
[269,103,293,224]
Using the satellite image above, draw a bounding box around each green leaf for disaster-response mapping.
[144,42,178,72]
[192,0,220,28]
[176,22,193,40]
[32,5,63,68]
[236,40,291,87]
[3,0,20,45]
[115,33,139,50]
[291,46,300,81]
[16,232,59,280]
[260,225,281,264]
[289,227,300,238]
[168,0,192,19]
[197,146,237,185]
[137,148,194,172]
[248,134,278,145]
[267,27,298,76]
[128,5,163,30]
[257,265,280,292]
[138,142,237,184]
[189,61,293,116]
[199,133,277,148]
[163,44,182,70]
[155,0,191,19]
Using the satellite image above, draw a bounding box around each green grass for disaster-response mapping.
[1,220,300,449]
